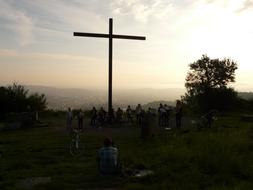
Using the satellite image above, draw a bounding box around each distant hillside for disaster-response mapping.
[238,92,253,100]
[25,85,185,110]
[143,100,175,110]
[22,85,253,110]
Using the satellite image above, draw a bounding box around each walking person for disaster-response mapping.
[175,100,183,129]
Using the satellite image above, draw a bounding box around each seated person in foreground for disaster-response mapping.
[98,137,120,175]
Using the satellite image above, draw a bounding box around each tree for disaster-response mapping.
[7,83,29,112]
[28,93,47,112]
[183,55,238,112]
[0,83,47,115]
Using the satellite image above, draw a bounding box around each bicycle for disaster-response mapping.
[69,128,84,156]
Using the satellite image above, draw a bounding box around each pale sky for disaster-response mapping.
[1,0,253,91]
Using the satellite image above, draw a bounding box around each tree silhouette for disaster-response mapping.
[0,83,47,115]
[183,55,238,111]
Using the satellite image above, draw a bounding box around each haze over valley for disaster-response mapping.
[26,85,185,110]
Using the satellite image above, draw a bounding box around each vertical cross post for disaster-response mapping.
[73,18,146,114]
[108,18,113,115]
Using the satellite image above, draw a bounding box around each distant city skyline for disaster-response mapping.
[1,0,253,91]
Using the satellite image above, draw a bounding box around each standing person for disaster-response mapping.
[116,107,123,123]
[109,107,115,123]
[77,109,84,131]
[90,107,97,127]
[164,104,171,127]
[158,104,167,127]
[126,105,133,124]
[175,100,183,129]
[135,104,142,127]
[66,107,73,132]
[158,103,163,127]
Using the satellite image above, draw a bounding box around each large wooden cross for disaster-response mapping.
[73,18,146,114]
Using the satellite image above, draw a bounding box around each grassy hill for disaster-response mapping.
[1,114,253,189]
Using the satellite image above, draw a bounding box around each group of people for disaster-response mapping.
[66,100,183,131]
[158,100,183,129]
[66,101,183,176]
[89,104,157,127]
[90,104,145,127]
[66,107,84,132]
[90,106,124,126]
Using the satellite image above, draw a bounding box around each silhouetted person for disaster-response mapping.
[204,109,217,128]
[77,109,84,130]
[158,104,166,127]
[126,105,133,124]
[135,104,142,127]
[66,107,73,132]
[109,107,115,123]
[158,103,163,127]
[148,107,152,114]
[116,107,123,123]
[98,107,106,126]
[164,104,171,127]
[175,100,183,129]
[90,107,97,127]
[98,137,119,175]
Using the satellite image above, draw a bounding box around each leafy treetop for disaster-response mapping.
[185,55,238,95]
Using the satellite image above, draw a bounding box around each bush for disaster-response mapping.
[0,83,47,115]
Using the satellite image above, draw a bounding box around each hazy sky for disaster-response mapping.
[0,0,253,91]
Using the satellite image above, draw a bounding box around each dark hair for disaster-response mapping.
[104,137,112,147]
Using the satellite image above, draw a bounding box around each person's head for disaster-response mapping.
[93,107,96,110]
[103,137,113,147]
[68,107,71,112]
[128,105,130,108]
[159,103,162,107]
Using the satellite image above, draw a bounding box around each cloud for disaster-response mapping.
[0,49,102,63]
[111,0,174,23]
[22,0,107,31]
[236,0,253,12]
[0,0,35,46]
[0,0,109,47]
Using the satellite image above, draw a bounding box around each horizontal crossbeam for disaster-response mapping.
[113,34,146,40]
[73,32,146,40]
[74,32,108,38]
